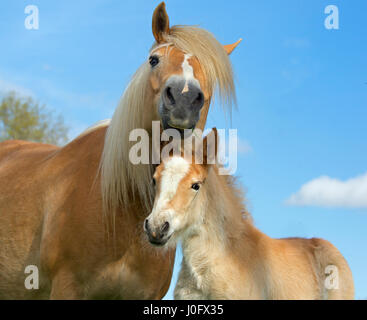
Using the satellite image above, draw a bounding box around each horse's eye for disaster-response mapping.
[152,178,156,186]
[149,55,159,67]
[191,183,200,191]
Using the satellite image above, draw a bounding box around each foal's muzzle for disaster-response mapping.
[159,77,204,133]
[144,218,171,246]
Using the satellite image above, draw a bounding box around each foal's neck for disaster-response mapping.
[180,170,253,296]
[182,169,249,261]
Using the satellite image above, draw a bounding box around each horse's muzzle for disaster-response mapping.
[159,78,204,132]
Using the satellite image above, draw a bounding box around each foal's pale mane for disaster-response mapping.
[203,168,252,245]
[100,25,237,226]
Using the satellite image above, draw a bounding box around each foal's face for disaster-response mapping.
[144,157,207,246]
[148,45,207,132]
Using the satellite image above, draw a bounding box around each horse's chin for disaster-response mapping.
[159,107,197,136]
[161,120,196,136]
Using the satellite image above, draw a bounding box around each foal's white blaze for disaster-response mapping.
[155,157,190,211]
[181,54,200,93]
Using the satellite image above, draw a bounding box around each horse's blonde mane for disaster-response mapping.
[101,25,236,220]
[101,63,154,216]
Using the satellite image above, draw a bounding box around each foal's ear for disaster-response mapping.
[203,128,218,165]
[223,38,242,55]
[152,2,170,43]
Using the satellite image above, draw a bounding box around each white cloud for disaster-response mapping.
[0,78,35,97]
[286,172,367,209]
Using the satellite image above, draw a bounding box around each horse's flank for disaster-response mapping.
[0,126,175,299]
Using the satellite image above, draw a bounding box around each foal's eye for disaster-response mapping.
[152,178,156,186]
[149,55,159,67]
[191,183,200,191]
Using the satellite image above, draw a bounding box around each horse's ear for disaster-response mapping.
[152,2,170,44]
[223,38,242,55]
[203,128,218,165]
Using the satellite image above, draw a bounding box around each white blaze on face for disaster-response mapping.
[181,54,200,93]
[154,157,190,215]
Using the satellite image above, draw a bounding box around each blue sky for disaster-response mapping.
[0,0,366,299]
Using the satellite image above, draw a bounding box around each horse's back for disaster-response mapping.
[0,139,59,195]
[310,237,354,299]
[0,140,59,179]
[278,237,354,299]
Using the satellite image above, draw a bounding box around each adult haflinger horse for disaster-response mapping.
[145,129,354,299]
[0,3,240,299]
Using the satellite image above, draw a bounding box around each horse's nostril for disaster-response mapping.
[162,221,170,234]
[192,91,204,108]
[165,87,175,105]
[144,219,149,231]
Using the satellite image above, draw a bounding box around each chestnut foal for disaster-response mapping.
[145,129,354,299]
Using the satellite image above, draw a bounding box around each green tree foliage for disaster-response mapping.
[0,92,68,145]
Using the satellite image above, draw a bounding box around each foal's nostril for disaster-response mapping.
[162,221,170,234]
[165,86,175,105]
